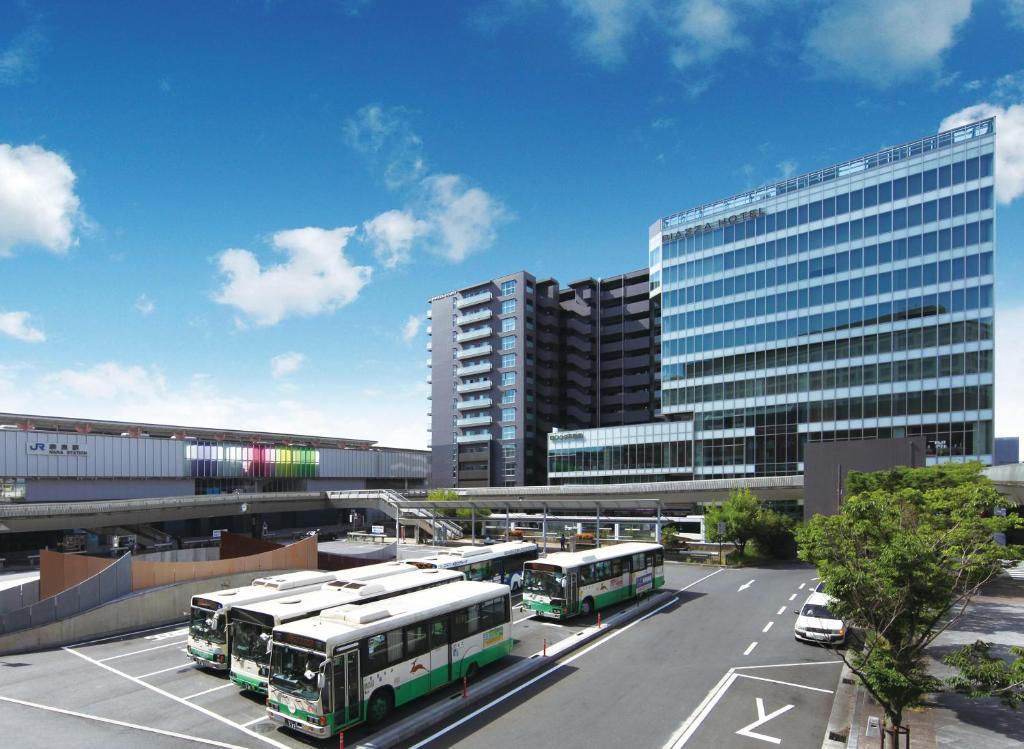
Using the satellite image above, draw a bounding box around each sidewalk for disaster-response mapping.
[841,573,1024,749]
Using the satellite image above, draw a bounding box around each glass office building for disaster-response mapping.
[547,422,694,485]
[648,118,995,478]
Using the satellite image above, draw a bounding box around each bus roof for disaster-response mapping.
[328,561,421,583]
[413,541,537,568]
[236,569,464,620]
[274,580,509,649]
[530,542,663,569]
[190,570,336,609]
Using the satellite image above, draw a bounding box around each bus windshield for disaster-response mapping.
[232,620,271,664]
[190,606,225,644]
[524,568,565,598]
[270,645,324,701]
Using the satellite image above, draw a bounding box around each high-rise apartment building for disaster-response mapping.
[428,270,659,487]
[649,118,995,477]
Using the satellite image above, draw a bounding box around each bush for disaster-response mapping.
[508,529,524,539]
[576,532,594,542]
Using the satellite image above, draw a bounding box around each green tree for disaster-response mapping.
[705,487,761,555]
[797,463,1018,747]
[944,641,1024,708]
[752,509,797,559]
[660,524,679,548]
[426,488,488,526]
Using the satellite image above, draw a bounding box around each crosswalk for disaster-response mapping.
[1003,561,1024,580]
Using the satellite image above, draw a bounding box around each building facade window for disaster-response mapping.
[501,335,516,351]
[502,389,517,404]
[501,371,516,386]
[501,317,516,333]
[501,299,516,314]
[501,354,516,369]
[501,280,517,296]
[502,426,516,440]
[501,408,516,422]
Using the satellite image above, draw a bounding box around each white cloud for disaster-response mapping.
[363,209,432,268]
[777,159,797,179]
[996,306,1024,438]
[561,0,644,67]
[669,0,744,70]
[135,294,155,316]
[0,27,44,85]
[1006,0,1024,28]
[0,143,81,255]
[271,352,306,379]
[401,315,423,343]
[344,104,426,189]
[805,0,972,85]
[939,103,1024,203]
[3,361,428,449]
[421,174,509,263]
[0,310,45,342]
[213,226,373,327]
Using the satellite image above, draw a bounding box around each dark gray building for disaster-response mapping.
[428,269,659,488]
[995,437,1020,465]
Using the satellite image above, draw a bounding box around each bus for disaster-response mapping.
[188,561,420,670]
[407,541,538,591]
[229,568,463,693]
[266,580,512,739]
[522,542,665,620]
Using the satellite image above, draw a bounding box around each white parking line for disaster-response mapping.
[798,583,806,590]
[185,683,236,701]
[241,716,268,727]
[788,593,797,601]
[736,660,843,671]
[736,673,835,694]
[68,622,187,648]
[407,568,725,749]
[138,663,191,679]
[776,606,786,616]
[0,694,247,748]
[743,641,758,655]
[63,646,292,749]
[98,639,188,662]
[762,621,773,633]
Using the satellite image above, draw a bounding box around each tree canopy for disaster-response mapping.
[704,487,795,558]
[797,462,1018,739]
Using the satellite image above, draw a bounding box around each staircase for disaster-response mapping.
[325,489,463,540]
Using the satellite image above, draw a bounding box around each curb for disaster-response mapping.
[821,661,857,749]
[352,590,677,748]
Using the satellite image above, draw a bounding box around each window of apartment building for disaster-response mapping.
[502,445,516,459]
[501,299,516,315]
[501,371,516,386]
[501,408,516,422]
[501,280,517,296]
[501,353,516,369]
[502,426,516,440]
[501,317,516,333]
[502,389,517,404]
[501,335,516,351]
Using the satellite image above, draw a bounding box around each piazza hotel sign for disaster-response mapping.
[662,207,765,242]
[549,432,585,443]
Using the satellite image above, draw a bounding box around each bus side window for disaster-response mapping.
[480,597,504,629]
[452,607,469,641]
[645,553,654,569]
[367,634,388,672]
[386,628,403,665]
[655,549,664,567]
[405,623,429,659]
[633,553,645,571]
[611,559,622,577]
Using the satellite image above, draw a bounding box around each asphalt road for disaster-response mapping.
[0,563,842,748]
[405,564,843,749]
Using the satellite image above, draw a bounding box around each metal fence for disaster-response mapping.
[0,577,39,615]
[0,553,132,634]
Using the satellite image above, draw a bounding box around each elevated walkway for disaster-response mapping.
[325,489,463,540]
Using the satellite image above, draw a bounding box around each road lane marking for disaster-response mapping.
[62,646,292,749]
[736,673,835,694]
[798,583,806,590]
[145,628,188,641]
[736,660,843,670]
[762,621,773,633]
[241,716,268,727]
[185,683,235,700]
[737,579,755,592]
[0,694,247,748]
[743,641,758,655]
[776,606,786,616]
[736,697,793,744]
[408,568,725,749]
[788,593,797,601]
[138,663,192,679]
[98,639,188,661]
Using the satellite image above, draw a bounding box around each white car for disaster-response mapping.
[794,591,847,645]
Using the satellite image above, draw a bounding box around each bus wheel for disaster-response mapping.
[580,597,595,616]
[367,689,393,724]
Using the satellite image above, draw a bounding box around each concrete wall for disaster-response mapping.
[26,478,194,502]
[0,568,297,656]
[803,437,927,519]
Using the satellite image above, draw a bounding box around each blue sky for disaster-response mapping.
[1,0,1022,448]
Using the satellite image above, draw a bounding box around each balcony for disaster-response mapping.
[426,309,431,319]
[426,358,432,368]
[457,344,492,360]
[456,361,492,376]
[457,379,492,394]
[456,414,493,427]
[456,326,492,343]
[426,341,432,351]
[457,397,492,411]
[426,325,432,335]
[456,291,493,309]
[456,309,493,326]
[457,432,492,444]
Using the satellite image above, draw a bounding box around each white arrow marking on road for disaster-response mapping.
[735,697,794,744]
[738,579,756,592]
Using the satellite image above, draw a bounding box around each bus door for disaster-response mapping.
[428,616,451,690]
[332,648,361,728]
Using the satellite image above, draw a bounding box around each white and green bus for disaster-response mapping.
[522,542,665,619]
[188,570,341,669]
[407,541,538,591]
[266,580,512,739]
[189,561,420,669]
[230,568,463,694]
